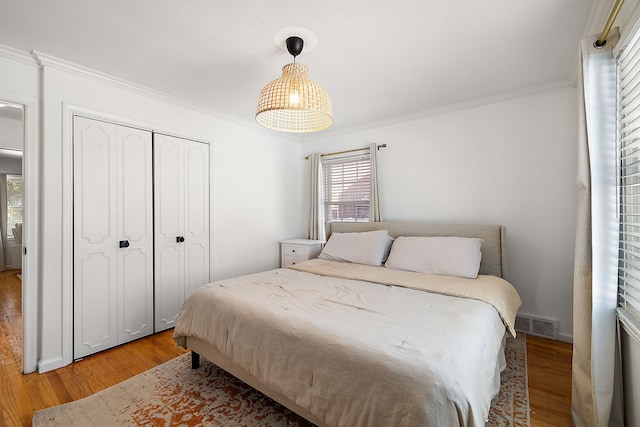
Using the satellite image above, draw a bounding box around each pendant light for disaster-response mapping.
[256,36,333,133]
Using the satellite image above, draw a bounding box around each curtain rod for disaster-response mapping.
[595,0,624,47]
[304,144,387,160]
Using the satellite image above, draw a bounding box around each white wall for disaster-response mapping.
[0,156,22,174]
[34,56,304,371]
[0,43,580,372]
[0,116,22,150]
[301,86,578,341]
[0,46,308,373]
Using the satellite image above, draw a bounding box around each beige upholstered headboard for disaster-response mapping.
[328,222,507,279]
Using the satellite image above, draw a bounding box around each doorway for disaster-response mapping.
[0,100,25,371]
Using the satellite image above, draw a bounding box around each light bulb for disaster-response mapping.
[289,90,299,106]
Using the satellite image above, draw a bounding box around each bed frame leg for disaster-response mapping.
[191,351,200,369]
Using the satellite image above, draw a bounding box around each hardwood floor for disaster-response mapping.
[527,335,573,426]
[0,269,188,426]
[1,270,573,426]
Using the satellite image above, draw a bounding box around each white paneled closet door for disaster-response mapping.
[154,133,210,332]
[73,117,154,359]
[117,126,154,345]
[183,139,210,297]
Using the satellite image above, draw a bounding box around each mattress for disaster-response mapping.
[174,259,522,427]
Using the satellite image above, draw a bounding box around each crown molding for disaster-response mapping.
[0,44,38,67]
[29,50,299,140]
[0,46,298,143]
[302,80,575,142]
[7,48,572,144]
[31,50,245,124]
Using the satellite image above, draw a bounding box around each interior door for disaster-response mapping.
[116,125,153,344]
[73,117,153,358]
[153,134,210,332]
[73,117,119,358]
[153,134,185,332]
[183,139,210,297]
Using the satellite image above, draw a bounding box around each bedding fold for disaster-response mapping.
[288,259,521,337]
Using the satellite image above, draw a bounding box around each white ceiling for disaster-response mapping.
[0,0,597,136]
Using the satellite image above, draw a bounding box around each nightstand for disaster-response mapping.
[279,239,324,267]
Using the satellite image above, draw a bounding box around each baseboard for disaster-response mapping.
[558,332,573,343]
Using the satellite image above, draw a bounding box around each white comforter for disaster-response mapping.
[174,260,521,427]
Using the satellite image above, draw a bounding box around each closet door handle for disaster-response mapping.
[119,240,130,248]
[176,236,185,243]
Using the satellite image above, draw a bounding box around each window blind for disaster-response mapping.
[618,28,640,325]
[322,153,370,223]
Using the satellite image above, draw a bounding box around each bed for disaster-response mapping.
[173,222,522,427]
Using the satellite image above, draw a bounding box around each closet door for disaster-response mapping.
[153,134,185,332]
[73,117,153,359]
[154,133,210,332]
[183,140,210,297]
[116,126,154,345]
[73,117,118,358]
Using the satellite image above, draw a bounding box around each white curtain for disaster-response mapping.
[0,174,6,272]
[369,143,382,222]
[572,30,623,427]
[308,152,326,241]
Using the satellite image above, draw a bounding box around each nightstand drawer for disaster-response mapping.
[282,244,306,257]
[282,255,307,267]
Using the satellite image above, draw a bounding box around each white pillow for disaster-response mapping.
[318,230,390,266]
[384,236,483,279]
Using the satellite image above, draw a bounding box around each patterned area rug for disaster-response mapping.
[488,333,530,427]
[33,335,529,427]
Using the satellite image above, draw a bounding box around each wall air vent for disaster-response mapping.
[514,314,559,340]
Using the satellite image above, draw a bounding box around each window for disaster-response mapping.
[7,174,22,240]
[323,153,371,223]
[618,29,640,325]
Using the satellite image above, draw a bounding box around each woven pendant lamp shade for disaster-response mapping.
[256,63,333,133]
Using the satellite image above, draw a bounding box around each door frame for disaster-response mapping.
[61,104,213,368]
[0,91,40,373]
